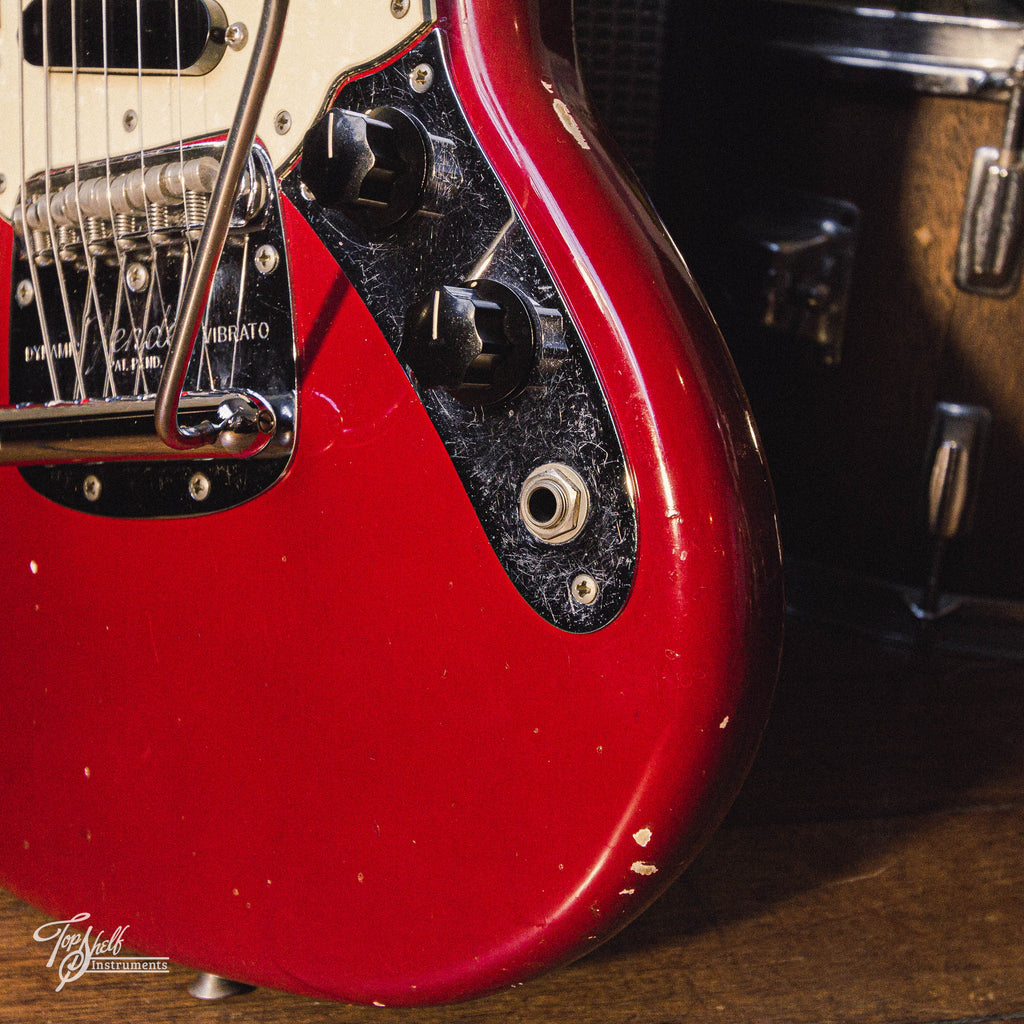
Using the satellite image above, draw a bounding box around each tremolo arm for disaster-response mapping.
[154,0,289,454]
[0,393,283,466]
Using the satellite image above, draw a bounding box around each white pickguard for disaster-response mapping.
[0,0,434,222]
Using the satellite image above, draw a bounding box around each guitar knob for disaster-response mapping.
[402,280,537,406]
[299,106,429,229]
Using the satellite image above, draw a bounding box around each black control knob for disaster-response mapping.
[402,280,537,406]
[299,106,428,229]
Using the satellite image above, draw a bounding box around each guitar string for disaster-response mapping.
[140,275,160,395]
[217,31,257,392]
[169,0,224,396]
[191,5,220,395]
[185,0,227,396]
[108,260,129,394]
[134,0,186,397]
[228,233,250,389]
[69,0,119,398]
[132,0,159,397]
[171,0,202,393]
[40,0,90,400]
[174,0,189,231]
[17,0,61,400]
[117,0,177,396]
[101,0,150,398]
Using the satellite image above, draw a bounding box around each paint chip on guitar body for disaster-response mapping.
[553,99,590,150]
[630,861,658,876]
[29,560,38,574]
[632,827,652,847]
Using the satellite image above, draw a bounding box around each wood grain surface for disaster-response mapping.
[3,621,1022,1023]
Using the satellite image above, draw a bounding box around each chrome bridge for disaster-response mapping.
[13,151,255,264]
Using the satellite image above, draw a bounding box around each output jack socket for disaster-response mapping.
[519,463,590,545]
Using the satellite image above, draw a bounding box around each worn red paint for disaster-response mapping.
[0,0,782,1005]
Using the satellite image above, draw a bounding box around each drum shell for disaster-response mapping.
[653,8,1024,606]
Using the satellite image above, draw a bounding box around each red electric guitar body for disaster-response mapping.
[0,0,782,1006]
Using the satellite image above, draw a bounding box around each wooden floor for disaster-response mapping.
[2,619,1022,1023]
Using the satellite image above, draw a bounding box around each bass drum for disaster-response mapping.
[614,0,1024,655]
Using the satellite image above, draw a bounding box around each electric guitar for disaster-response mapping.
[0,0,783,1006]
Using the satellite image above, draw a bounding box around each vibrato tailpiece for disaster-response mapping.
[1,0,296,517]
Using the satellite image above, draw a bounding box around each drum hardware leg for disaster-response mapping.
[187,972,255,1000]
[734,195,858,365]
[956,48,1024,297]
[909,403,991,620]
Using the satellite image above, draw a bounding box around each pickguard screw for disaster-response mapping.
[224,22,248,49]
[189,472,211,502]
[274,110,292,135]
[570,573,599,606]
[123,109,138,132]
[409,63,434,93]
[126,262,149,292]
[254,244,279,275]
[83,475,102,502]
[0,173,7,194]
[391,0,410,17]
[15,279,34,307]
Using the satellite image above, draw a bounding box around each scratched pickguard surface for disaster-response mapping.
[284,31,637,632]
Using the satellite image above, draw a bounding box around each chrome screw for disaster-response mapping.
[274,110,292,135]
[409,63,434,94]
[254,244,279,275]
[189,472,211,502]
[15,279,34,307]
[82,475,102,502]
[123,109,138,132]
[570,573,599,606]
[0,173,7,194]
[391,0,410,17]
[256,408,276,434]
[83,475,102,502]
[126,262,149,292]
[224,22,248,50]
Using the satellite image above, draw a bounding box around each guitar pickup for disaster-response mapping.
[22,0,229,76]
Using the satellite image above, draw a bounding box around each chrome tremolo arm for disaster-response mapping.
[0,392,294,466]
[154,0,290,454]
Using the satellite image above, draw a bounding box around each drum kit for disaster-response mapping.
[578,0,1024,656]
